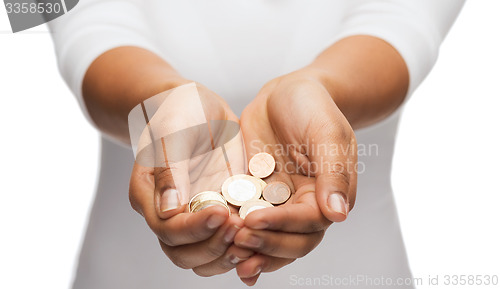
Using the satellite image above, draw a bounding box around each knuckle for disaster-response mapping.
[158,240,192,269]
[220,257,237,270]
[263,236,278,256]
[187,225,210,242]
[183,214,207,241]
[205,241,226,259]
[308,220,325,233]
[300,204,332,233]
[330,122,349,141]
[167,250,192,270]
[297,232,324,258]
[171,256,192,270]
[155,167,175,191]
[157,229,175,247]
[326,163,350,187]
[315,118,349,141]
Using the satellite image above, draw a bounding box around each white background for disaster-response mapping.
[0,1,499,288]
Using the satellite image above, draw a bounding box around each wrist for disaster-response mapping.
[292,66,344,105]
[273,67,345,112]
[136,75,192,103]
[292,66,360,127]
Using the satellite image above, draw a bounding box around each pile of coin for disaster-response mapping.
[189,191,230,213]
[188,152,292,218]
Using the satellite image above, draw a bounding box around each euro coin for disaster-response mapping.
[262,181,291,205]
[239,199,274,219]
[248,152,276,179]
[189,191,230,213]
[221,174,263,207]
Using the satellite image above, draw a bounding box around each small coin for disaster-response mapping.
[222,174,263,207]
[239,199,274,219]
[262,181,291,205]
[189,191,230,213]
[249,152,276,179]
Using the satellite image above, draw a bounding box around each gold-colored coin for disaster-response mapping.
[189,191,230,213]
[221,174,263,207]
[248,152,276,179]
[262,181,291,205]
[239,199,274,219]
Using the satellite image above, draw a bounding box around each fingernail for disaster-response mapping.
[229,255,242,265]
[223,225,241,243]
[240,235,262,249]
[252,266,262,277]
[327,193,349,216]
[160,189,181,212]
[207,214,226,229]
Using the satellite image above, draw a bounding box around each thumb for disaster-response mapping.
[153,130,194,219]
[130,135,191,220]
[154,161,191,219]
[310,123,357,223]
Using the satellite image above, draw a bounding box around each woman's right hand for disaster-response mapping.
[128,82,254,276]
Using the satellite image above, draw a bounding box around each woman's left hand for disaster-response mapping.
[234,69,358,285]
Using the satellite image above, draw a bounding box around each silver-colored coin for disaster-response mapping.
[222,174,263,207]
[239,199,274,219]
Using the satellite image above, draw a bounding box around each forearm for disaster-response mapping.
[83,35,407,142]
[82,46,189,144]
[305,35,409,129]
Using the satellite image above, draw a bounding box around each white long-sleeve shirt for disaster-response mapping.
[48,1,464,288]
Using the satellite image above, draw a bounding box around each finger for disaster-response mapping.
[314,137,357,222]
[243,185,331,232]
[135,84,208,218]
[234,227,324,258]
[236,254,295,278]
[192,244,254,276]
[132,131,193,220]
[132,151,230,246]
[240,274,261,287]
[310,108,357,222]
[150,205,230,246]
[159,215,245,270]
[153,118,198,218]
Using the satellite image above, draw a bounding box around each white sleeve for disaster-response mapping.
[334,0,465,97]
[48,0,161,124]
